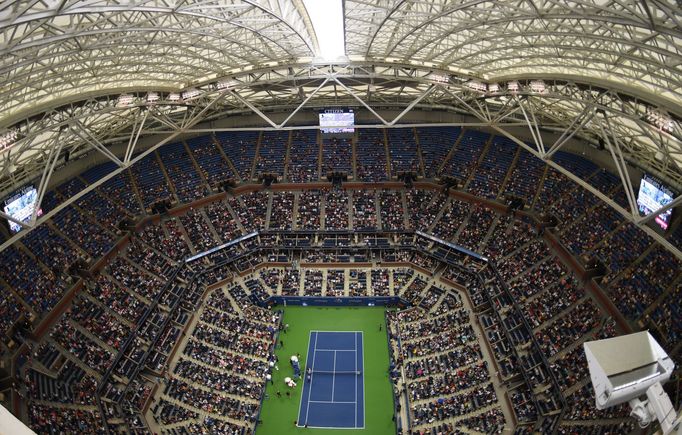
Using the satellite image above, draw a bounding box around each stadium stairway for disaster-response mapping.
[497,146,522,196]
[347,191,355,231]
[155,151,180,203]
[210,134,242,181]
[529,165,550,210]
[264,192,274,229]
[170,218,199,255]
[424,197,451,234]
[123,168,147,213]
[282,131,293,182]
[318,193,327,230]
[400,191,411,228]
[290,192,300,230]
[450,205,474,244]
[182,140,210,189]
[382,128,392,179]
[477,214,502,252]
[411,127,427,178]
[224,196,248,235]
[461,134,493,190]
[349,133,357,180]
[248,132,262,182]
[433,128,464,177]
[199,208,222,245]
[373,190,382,231]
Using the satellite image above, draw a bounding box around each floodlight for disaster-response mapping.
[465,80,487,93]
[182,88,201,100]
[216,80,238,90]
[168,92,181,102]
[429,73,450,84]
[529,80,546,93]
[507,81,519,93]
[584,331,681,434]
[0,129,19,150]
[488,83,500,93]
[646,107,675,134]
[117,94,134,106]
[146,92,159,103]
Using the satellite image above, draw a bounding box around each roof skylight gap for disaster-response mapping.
[303,0,347,63]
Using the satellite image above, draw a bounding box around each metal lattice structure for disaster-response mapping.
[1,0,681,257]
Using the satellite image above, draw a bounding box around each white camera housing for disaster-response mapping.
[584,331,674,409]
[584,331,681,434]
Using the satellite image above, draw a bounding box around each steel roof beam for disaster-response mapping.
[332,76,390,125]
[545,104,597,159]
[492,123,682,260]
[0,89,231,253]
[636,194,682,226]
[600,119,640,218]
[389,84,436,126]
[124,109,149,165]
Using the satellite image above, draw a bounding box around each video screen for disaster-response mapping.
[319,110,354,134]
[636,174,675,230]
[3,186,42,233]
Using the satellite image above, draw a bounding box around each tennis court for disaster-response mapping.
[297,331,364,429]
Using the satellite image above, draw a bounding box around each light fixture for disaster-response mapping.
[117,94,134,106]
[429,73,450,84]
[216,79,239,90]
[507,81,519,93]
[0,129,19,151]
[182,88,201,100]
[529,80,546,93]
[168,93,181,102]
[488,83,500,93]
[646,107,674,134]
[465,80,487,93]
[146,92,159,103]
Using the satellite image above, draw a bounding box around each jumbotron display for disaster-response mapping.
[319,109,354,133]
[3,185,42,233]
[636,174,675,230]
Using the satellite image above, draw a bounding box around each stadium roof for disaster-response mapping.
[0,0,681,256]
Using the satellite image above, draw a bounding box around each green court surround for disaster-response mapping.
[256,306,396,435]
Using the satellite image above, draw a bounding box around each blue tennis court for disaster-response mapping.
[297,331,364,429]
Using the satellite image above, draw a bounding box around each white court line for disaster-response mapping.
[354,331,357,428]
[309,330,362,332]
[296,332,314,425]
[360,330,365,428]
[314,349,356,352]
[303,331,318,426]
[308,400,356,404]
[331,350,337,402]
[299,425,363,430]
